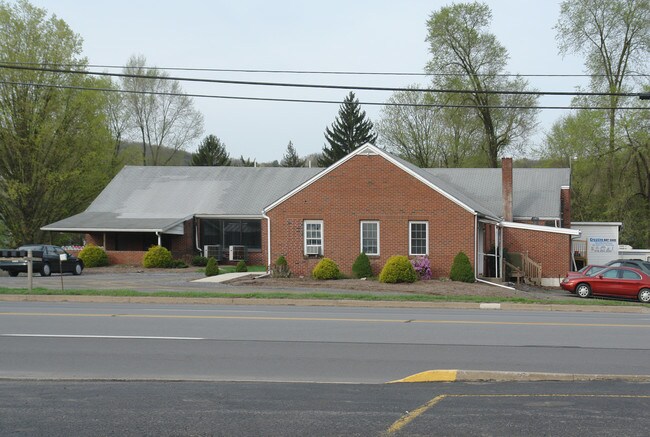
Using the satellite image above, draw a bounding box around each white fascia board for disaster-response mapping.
[500,221,580,235]
[263,144,476,215]
[571,222,623,227]
[41,227,166,233]
[194,214,263,219]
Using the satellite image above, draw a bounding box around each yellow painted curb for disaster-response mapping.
[389,369,458,383]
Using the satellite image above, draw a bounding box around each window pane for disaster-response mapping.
[621,270,641,280]
[223,220,242,246]
[603,269,619,278]
[362,222,378,255]
[241,220,261,249]
[410,222,427,255]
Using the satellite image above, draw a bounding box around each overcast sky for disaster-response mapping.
[27,0,587,163]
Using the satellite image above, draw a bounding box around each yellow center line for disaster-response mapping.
[385,394,650,434]
[0,312,649,328]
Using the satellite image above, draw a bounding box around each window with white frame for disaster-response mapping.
[409,221,428,255]
[360,221,379,255]
[304,220,323,256]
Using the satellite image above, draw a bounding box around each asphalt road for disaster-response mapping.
[1,302,649,382]
[1,380,649,436]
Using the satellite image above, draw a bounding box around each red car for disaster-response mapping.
[560,266,650,303]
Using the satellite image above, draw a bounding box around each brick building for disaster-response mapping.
[43,144,577,285]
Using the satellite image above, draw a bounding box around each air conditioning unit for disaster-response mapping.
[305,245,322,256]
[229,245,247,261]
[203,245,221,259]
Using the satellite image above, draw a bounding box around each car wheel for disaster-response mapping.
[8,271,19,277]
[576,283,591,298]
[73,262,83,275]
[40,263,51,277]
[638,288,650,304]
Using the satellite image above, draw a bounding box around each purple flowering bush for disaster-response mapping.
[411,256,432,280]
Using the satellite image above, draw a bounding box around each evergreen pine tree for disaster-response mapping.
[191,135,231,166]
[318,91,378,167]
[281,141,306,167]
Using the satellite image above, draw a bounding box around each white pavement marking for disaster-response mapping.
[1,334,204,340]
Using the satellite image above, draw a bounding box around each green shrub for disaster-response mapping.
[379,255,417,283]
[172,259,188,268]
[142,245,173,268]
[272,255,291,278]
[450,251,474,283]
[235,260,248,272]
[77,244,109,267]
[352,252,373,278]
[192,255,208,266]
[205,257,220,276]
[312,258,340,280]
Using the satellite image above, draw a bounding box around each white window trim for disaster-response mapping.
[304,220,324,256]
[409,221,429,256]
[360,221,380,256]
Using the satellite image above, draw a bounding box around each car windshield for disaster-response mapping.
[585,266,605,276]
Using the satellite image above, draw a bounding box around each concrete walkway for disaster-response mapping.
[192,272,265,283]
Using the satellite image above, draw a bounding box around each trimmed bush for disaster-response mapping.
[192,255,208,267]
[411,256,432,280]
[143,245,173,268]
[171,259,188,268]
[312,258,340,280]
[235,260,248,272]
[379,255,418,283]
[450,251,474,283]
[352,252,372,278]
[272,255,291,278]
[205,257,219,276]
[77,244,109,267]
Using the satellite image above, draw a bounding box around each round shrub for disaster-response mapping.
[143,245,174,268]
[192,255,208,267]
[411,256,432,280]
[379,255,418,283]
[235,260,248,272]
[352,252,373,278]
[77,244,109,267]
[172,259,188,268]
[450,251,474,283]
[312,258,340,280]
[205,257,219,276]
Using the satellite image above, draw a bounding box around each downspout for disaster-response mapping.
[474,215,478,280]
[156,231,161,246]
[195,219,202,252]
[262,211,272,273]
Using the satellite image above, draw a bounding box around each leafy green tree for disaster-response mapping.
[426,2,538,168]
[318,91,377,167]
[378,85,482,167]
[191,135,231,166]
[281,141,305,167]
[556,0,650,195]
[121,55,204,166]
[0,0,114,246]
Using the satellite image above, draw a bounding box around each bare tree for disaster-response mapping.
[121,55,204,165]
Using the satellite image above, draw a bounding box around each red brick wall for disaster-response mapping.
[266,154,476,277]
[561,187,571,228]
[503,227,571,278]
[107,251,145,266]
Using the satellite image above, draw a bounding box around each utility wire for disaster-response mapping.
[0,63,645,98]
[1,61,649,78]
[1,80,647,111]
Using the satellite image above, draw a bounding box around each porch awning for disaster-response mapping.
[41,212,188,235]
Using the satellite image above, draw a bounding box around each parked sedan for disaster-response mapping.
[561,265,607,293]
[605,259,650,275]
[560,266,650,303]
[0,245,83,277]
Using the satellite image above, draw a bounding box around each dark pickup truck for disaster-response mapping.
[0,244,83,276]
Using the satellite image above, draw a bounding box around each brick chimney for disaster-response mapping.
[561,186,571,228]
[502,157,513,222]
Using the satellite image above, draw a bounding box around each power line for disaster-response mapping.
[1,79,647,111]
[0,63,645,98]
[2,61,649,78]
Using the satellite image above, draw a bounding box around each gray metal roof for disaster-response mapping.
[424,168,570,220]
[42,159,570,233]
[43,166,322,232]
